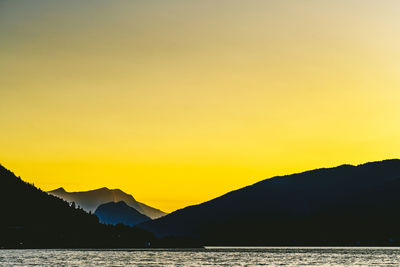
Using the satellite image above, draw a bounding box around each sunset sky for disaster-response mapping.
[1,0,400,212]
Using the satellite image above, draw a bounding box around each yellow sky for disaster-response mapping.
[1,0,400,212]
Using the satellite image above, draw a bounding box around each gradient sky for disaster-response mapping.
[1,0,400,212]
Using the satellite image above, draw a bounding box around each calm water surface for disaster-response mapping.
[1,247,400,266]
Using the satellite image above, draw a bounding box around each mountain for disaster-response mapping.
[48,187,166,219]
[0,164,155,248]
[95,201,151,226]
[139,159,400,246]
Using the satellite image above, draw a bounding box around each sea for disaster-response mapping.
[1,247,400,266]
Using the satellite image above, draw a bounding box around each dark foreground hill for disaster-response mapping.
[48,187,166,219]
[95,201,151,226]
[0,165,155,248]
[139,159,400,246]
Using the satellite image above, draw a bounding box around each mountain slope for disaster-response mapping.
[48,187,166,219]
[139,159,400,246]
[95,201,151,226]
[0,164,154,248]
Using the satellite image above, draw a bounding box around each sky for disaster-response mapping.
[1,0,400,212]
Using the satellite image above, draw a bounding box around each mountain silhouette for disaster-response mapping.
[48,187,166,219]
[0,164,155,248]
[95,201,151,226]
[139,159,400,246]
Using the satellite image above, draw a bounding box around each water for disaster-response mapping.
[1,247,400,266]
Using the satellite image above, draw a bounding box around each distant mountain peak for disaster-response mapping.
[50,187,66,193]
[111,188,124,193]
[95,187,110,191]
[47,186,167,219]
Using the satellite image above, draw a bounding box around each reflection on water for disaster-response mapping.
[1,247,400,266]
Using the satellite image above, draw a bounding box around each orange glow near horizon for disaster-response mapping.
[1,1,400,212]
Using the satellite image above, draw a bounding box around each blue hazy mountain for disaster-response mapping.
[139,159,400,246]
[95,201,151,226]
[48,187,166,219]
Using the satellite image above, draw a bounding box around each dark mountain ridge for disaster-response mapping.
[139,159,400,246]
[0,165,155,248]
